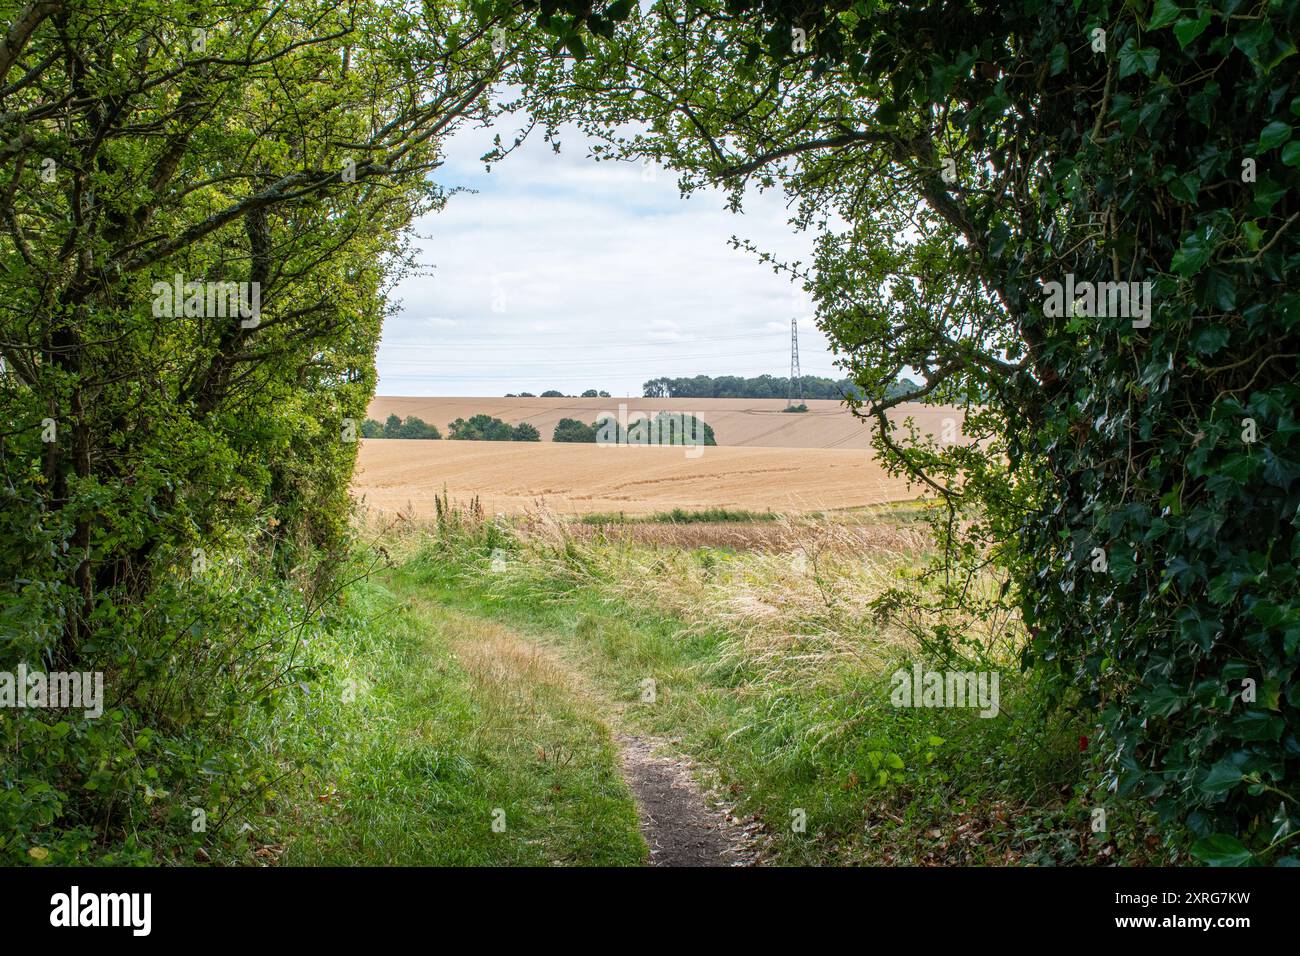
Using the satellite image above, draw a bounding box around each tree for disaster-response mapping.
[580,389,600,397]
[383,414,405,438]
[523,0,1300,857]
[361,418,384,438]
[396,416,441,439]
[595,412,717,446]
[0,0,536,864]
[540,389,566,397]
[642,377,673,398]
[638,373,865,400]
[553,418,597,442]
[448,414,538,441]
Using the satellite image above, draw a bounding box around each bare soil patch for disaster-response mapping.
[615,734,760,867]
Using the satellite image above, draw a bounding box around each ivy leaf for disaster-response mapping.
[1190,834,1255,866]
[1282,141,1300,168]
[987,222,1011,257]
[1173,14,1212,49]
[1230,710,1284,742]
[1233,21,1273,65]
[1168,170,1201,202]
[1118,39,1159,79]
[1049,42,1068,76]
[1199,759,1244,794]
[1142,683,1186,718]
[1171,226,1218,276]
[1248,176,1289,216]
[1199,271,1236,313]
[1258,121,1292,152]
[1242,221,1265,250]
[1148,0,1181,30]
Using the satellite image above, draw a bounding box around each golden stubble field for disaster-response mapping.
[353,439,918,516]
[366,395,957,450]
[353,398,961,517]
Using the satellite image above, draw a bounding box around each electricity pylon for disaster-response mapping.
[787,317,804,409]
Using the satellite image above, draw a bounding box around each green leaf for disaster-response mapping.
[1230,709,1284,741]
[564,33,588,59]
[1233,21,1274,65]
[1148,0,1181,30]
[1199,272,1236,313]
[1118,39,1159,79]
[1171,226,1218,276]
[1283,141,1300,168]
[1189,834,1255,866]
[1242,221,1265,250]
[1173,14,1211,49]
[1200,759,1244,794]
[1049,42,1069,76]
[1258,121,1292,152]
[1143,684,1186,718]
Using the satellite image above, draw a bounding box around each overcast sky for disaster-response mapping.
[374,116,843,397]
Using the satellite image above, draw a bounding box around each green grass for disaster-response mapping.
[272,571,644,866]
[390,528,1169,865]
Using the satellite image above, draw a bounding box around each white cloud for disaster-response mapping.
[375,117,840,396]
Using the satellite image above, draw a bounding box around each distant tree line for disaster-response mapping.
[361,413,540,441]
[448,415,540,441]
[506,389,611,398]
[640,374,919,400]
[552,414,716,446]
[362,414,442,439]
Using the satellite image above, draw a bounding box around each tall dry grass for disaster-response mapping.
[376,497,1022,693]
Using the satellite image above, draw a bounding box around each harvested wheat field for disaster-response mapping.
[367,396,962,449]
[353,439,921,516]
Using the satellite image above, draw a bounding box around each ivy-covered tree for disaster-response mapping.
[522,0,1300,861]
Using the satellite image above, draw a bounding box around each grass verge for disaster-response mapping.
[269,571,644,866]
[387,511,1172,865]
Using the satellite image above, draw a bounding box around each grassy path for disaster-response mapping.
[282,567,750,866]
[279,531,1109,866]
[281,573,644,865]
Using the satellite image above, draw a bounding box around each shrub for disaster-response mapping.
[595,412,717,446]
[395,416,441,439]
[448,414,539,442]
[553,418,598,442]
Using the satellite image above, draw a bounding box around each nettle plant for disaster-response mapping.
[522,0,1299,860]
